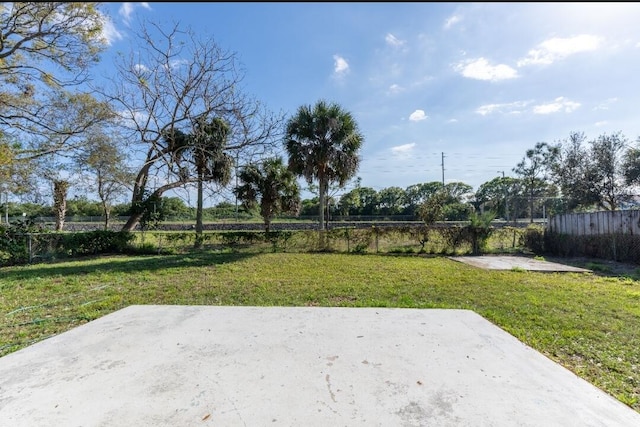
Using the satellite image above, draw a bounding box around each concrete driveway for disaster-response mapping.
[0,305,637,426]
[451,255,591,272]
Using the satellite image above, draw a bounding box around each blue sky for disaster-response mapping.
[96,2,640,200]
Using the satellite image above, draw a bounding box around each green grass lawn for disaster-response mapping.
[1,252,639,412]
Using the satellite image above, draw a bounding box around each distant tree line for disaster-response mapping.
[6,129,640,230]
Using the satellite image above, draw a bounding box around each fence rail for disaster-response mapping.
[547,210,640,236]
[1,226,529,267]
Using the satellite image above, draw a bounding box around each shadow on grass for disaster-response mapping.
[544,255,640,280]
[1,251,258,281]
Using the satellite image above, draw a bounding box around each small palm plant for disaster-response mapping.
[467,210,497,255]
[235,157,301,233]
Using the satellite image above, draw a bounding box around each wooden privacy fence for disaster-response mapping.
[547,210,640,236]
[541,210,640,263]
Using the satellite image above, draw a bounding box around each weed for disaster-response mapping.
[586,262,613,273]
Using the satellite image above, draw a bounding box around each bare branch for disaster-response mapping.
[96,19,285,231]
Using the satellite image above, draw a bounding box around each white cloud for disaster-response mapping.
[169,59,190,69]
[99,14,123,45]
[131,111,149,123]
[333,55,350,76]
[517,35,602,67]
[593,97,618,110]
[117,109,150,128]
[409,75,434,88]
[159,59,190,71]
[533,97,581,114]
[119,2,152,25]
[119,3,134,23]
[385,33,406,48]
[454,58,518,81]
[409,110,427,121]
[388,84,404,95]
[391,143,416,154]
[476,101,530,116]
[444,14,461,30]
[476,104,500,116]
[447,119,458,123]
[476,98,579,116]
[595,121,609,127]
[134,64,150,73]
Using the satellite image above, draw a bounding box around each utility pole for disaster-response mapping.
[441,152,445,187]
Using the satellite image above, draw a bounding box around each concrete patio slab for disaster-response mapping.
[1,305,638,426]
[451,255,591,272]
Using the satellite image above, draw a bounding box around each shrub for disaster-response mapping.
[440,226,467,253]
[0,220,49,266]
[466,211,496,255]
[219,231,263,247]
[264,230,294,252]
[523,224,545,254]
[55,230,136,256]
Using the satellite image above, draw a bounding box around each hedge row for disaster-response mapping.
[0,222,136,266]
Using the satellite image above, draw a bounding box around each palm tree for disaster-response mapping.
[190,117,233,247]
[285,100,364,230]
[165,118,233,247]
[235,157,301,232]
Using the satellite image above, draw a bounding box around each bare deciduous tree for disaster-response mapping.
[99,21,283,231]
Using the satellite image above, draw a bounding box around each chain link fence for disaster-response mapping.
[0,230,135,266]
[1,222,537,267]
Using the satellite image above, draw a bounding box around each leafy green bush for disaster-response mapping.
[219,231,263,247]
[0,220,48,266]
[55,230,136,256]
[439,226,467,253]
[310,227,378,253]
[522,224,545,254]
[264,230,294,252]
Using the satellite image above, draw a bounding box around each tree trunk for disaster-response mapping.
[121,164,151,232]
[122,212,143,232]
[195,172,204,248]
[529,188,534,223]
[53,180,69,232]
[98,177,110,231]
[103,205,110,231]
[318,174,327,231]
